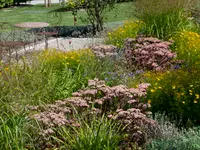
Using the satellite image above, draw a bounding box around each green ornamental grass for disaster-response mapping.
[134,0,198,40]
[52,115,122,150]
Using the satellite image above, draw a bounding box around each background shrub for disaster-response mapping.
[0,0,30,8]
[0,0,13,8]
[0,0,6,8]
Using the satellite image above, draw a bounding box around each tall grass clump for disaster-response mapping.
[0,49,130,106]
[52,115,122,150]
[0,49,93,105]
[0,112,33,150]
[134,0,198,40]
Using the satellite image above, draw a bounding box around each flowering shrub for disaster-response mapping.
[172,31,200,66]
[124,37,176,71]
[30,78,158,148]
[143,69,200,126]
[106,20,142,48]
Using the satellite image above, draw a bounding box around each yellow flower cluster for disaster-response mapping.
[173,31,200,63]
[145,70,200,105]
[41,49,66,61]
[64,49,94,65]
[178,31,200,50]
[39,49,94,67]
[106,20,143,47]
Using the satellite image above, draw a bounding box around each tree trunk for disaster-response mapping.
[48,0,51,7]
[94,0,103,32]
[45,0,48,7]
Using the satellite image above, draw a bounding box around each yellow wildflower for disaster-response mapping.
[182,101,185,104]
[150,89,155,93]
[194,100,198,103]
[172,86,176,89]
[195,94,199,99]
[148,100,151,104]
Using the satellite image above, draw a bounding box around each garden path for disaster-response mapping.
[30,0,61,5]
[16,20,125,55]
[16,37,104,56]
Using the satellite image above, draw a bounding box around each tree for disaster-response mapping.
[44,0,51,7]
[75,0,116,34]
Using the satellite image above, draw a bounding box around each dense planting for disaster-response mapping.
[1,0,200,149]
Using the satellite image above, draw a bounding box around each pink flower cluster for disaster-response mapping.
[89,44,118,58]
[124,37,177,71]
[29,78,158,146]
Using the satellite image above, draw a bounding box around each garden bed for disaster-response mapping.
[1,0,200,149]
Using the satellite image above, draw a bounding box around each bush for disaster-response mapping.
[142,68,200,126]
[60,0,78,11]
[0,0,13,8]
[106,20,142,48]
[14,0,31,4]
[0,0,30,8]
[123,36,176,71]
[172,31,200,67]
[0,0,6,8]
[146,114,200,150]
[134,0,197,40]
[30,78,157,148]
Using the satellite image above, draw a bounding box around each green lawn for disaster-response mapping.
[0,2,134,26]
